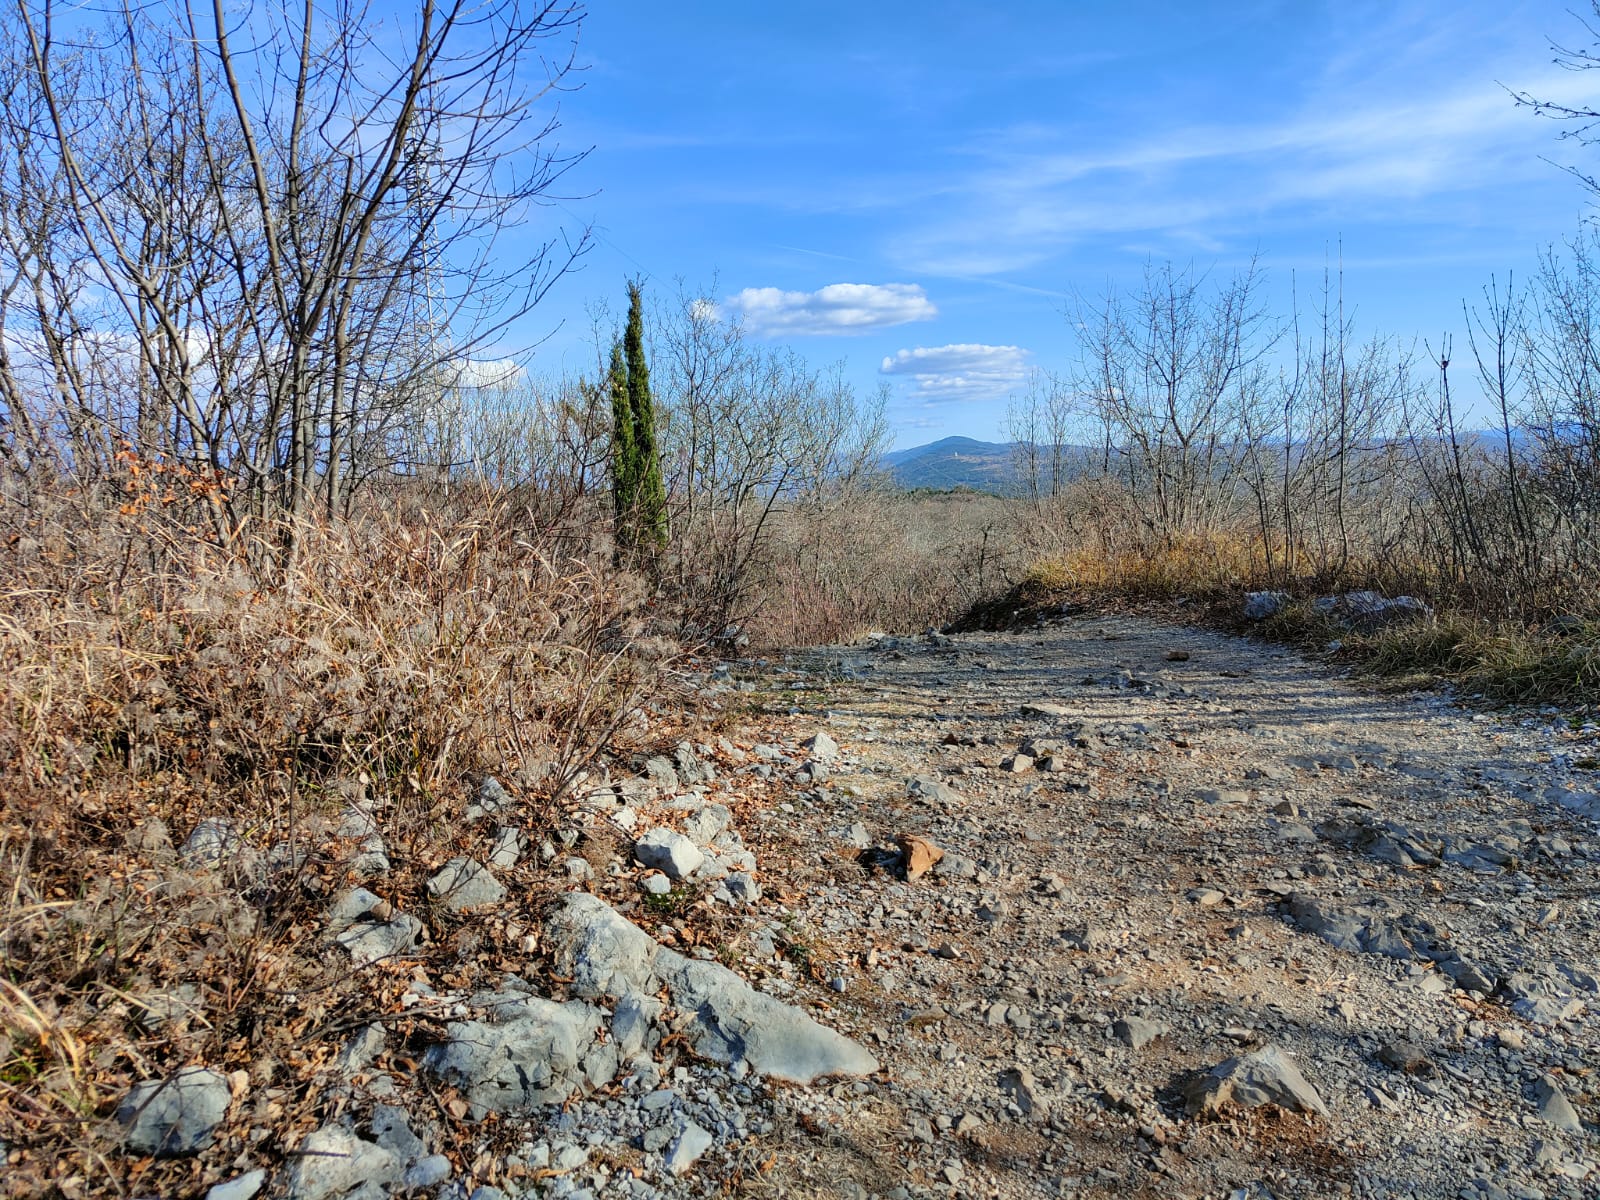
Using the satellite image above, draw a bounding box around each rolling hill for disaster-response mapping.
[883,436,1022,493]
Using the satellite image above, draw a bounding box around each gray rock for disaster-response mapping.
[1183,1045,1328,1117]
[797,758,831,783]
[906,776,966,806]
[724,871,761,904]
[422,985,609,1115]
[1547,786,1600,818]
[933,853,978,880]
[1534,1076,1584,1132]
[181,818,259,875]
[206,1171,266,1200]
[634,828,705,881]
[1062,925,1112,952]
[336,1024,387,1075]
[1316,590,1433,632]
[404,1155,452,1189]
[804,731,840,761]
[1377,1039,1435,1075]
[1269,820,1319,843]
[326,888,385,931]
[333,913,423,967]
[488,825,525,870]
[562,856,594,883]
[1000,1065,1046,1118]
[465,776,513,822]
[1113,1017,1167,1050]
[1502,971,1585,1024]
[133,984,203,1030]
[677,953,879,1079]
[336,806,389,876]
[1020,701,1072,718]
[426,858,505,912]
[612,992,662,1060]
[1545,613,1589,637]
[642,1123,675,1153]
[1286,892,1441,960]
[547,894,660,997]
[643,756,680,790]
[683,804,732,848]
[282,1124,402,1200]
[545,893,879,1084]
[664,1120,714,1175]
[116,1067,232,1156]
[642,873,672,896]
[1441,956,1497,994]
[370,1104,424,1161]
[674,742,715,784]
[845,822,872,849]
[1244,591,1289,620]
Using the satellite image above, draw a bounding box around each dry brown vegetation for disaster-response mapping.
[0,469,686,1196]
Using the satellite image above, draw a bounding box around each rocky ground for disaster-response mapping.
[719,608,1600,1200]
[95,610,1600,1200]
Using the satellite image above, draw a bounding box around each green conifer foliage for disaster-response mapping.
[611,280,668,554]
[608,338,635,534]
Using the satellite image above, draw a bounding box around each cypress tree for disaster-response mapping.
[623,280,667,549]
[608,337,635,542]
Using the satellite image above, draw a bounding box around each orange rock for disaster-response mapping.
[897,834,944,880]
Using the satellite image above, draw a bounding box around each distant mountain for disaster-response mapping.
[884,436,1023,494]
[883,426,1573,496]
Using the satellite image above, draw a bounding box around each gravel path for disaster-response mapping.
[728,611,1600,1199]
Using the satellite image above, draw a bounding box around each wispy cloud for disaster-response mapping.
[887,60,1596,277]
[880,343,1029,402]
[725,283,937,335]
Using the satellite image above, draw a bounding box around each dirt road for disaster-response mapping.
[730,610,1599,1199]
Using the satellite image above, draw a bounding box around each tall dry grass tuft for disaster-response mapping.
[0,472,664,801]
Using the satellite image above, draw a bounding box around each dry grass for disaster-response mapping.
[1267,607,1600,705]
[750,489,1027,648]
[958,517,1600,709]
[0,471,680,1195]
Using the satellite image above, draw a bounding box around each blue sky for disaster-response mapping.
[515,0,1600,448]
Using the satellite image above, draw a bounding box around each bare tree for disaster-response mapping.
[0,0,589,560]
[1072,258,1274,547]
[652,284,889,637]
[1511,2,1600,201]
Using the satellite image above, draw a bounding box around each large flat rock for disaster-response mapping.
[546,892,878,1084]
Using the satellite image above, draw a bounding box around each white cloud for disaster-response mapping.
[446,357,525,390]
[725,283,936,336]
[880,343,1029,402]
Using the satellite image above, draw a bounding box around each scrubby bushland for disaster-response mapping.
[0,464,679,1193]
[749,488,1027,648]
[977,242,1600,704]
[1000,244,1600,623]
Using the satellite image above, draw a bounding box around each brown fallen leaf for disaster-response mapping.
[896,833,944,880]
